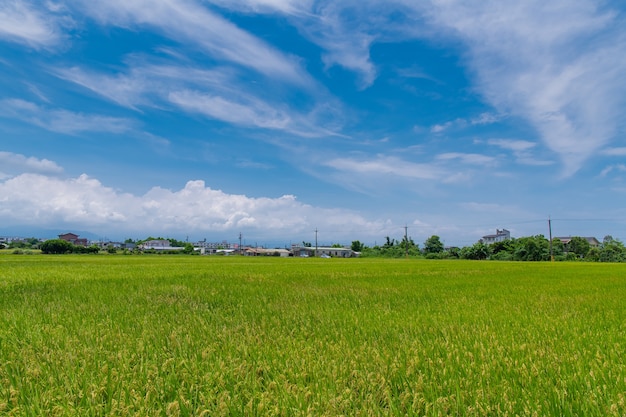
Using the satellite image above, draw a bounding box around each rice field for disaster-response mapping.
[1,255,625,416]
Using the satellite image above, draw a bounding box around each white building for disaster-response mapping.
[481,229,511,244]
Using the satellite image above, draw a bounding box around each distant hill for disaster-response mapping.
[0,226,100,241]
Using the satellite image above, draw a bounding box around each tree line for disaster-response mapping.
[354,235,626,262]
[21,233,626,263]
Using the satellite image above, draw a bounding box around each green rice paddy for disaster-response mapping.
[1,255,625,416]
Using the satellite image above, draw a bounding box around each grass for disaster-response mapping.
[1,255,625,416]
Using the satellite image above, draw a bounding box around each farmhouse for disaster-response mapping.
[291,245,357,258]
[555,236,600,247]
[194,240,238,254]
[244,248,291,257]
[481,229,511,244]
[139,239,184,251]
[58,232,88,246]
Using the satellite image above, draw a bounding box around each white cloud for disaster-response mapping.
[486,138,554,166]
[0,99,135,134]
[0,0,63,48]
[325,155,444,180]
[206,0,311,15]
[71,0,310,86]
[0,173,387,240]
[225,0,626,175]
[168,90,291,131]
[599,164,626,177]
[423,0,626,176]
[601,147,626,156]
[205,0,382,88]
[436,152,496,166]
[57,61,342,137]
[56,63,242,110]
[0,151,63,179]
[470,112,502,125]
[487,139,536,152]
[430,112,501,133]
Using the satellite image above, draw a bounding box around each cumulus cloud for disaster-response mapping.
[0,173,385,240]
[0,151,64,179]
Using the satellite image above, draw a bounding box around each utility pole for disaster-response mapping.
[548,217,554,262]
[239,232,243,255]
[315,228,318,258]
[404,224,408,259]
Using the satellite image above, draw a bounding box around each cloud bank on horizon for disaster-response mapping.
[1,0,625,245]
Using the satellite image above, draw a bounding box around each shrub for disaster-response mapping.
[41,239,74,254]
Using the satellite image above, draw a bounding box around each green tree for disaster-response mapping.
[423,235,444,254]
[183,243,195,254]
[599,236,626,262]
[351,240,365,252]
[550,238,565,258]
[513,235,550,261]
[383,237,395,249]
[446,246,461,259]
[41,239,74,254]
[461,242,490,260]
[567,237,590,258]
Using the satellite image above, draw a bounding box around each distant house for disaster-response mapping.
[139,239,183,251]
[481,229,511,244]
[555,236,600,248]
[244,248,291,257]
[291,245,357,258]
[194,240,237,254]
[58,232,88,247]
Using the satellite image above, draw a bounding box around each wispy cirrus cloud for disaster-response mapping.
[205,0,388,88]
[486,138,554,166]
[0,98,135,134]
[487,139,536,152]
[601,147,626,156]
[70,0,311,87]
[56,59,343,137]
[599,164,626,177]
[430,112,503,133]
[436,152,496,166]
[56,62,236,110]
[207,0,312,15]
[0,0,65,48]
[422,0,626,176]
[324,155,444,180]
[169,90,291,131]
[220,0,626,176]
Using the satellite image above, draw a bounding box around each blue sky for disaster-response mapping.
[1,0,626,247]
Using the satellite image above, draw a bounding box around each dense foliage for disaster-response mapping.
[34,233,626,262]
[40,239,99,254]
[361,234,626,262]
